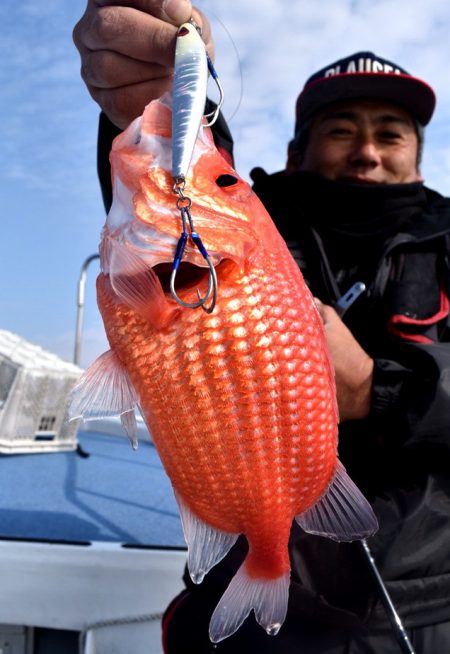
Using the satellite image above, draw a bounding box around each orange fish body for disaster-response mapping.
[70,96,377,642]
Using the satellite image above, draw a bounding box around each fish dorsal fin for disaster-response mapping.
[295,459,378,541]
[109,239,179,330]
[68,349,140,448]
[175,492,239,584]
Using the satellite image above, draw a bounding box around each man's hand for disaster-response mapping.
[315,299,374,423]
[73,0,213,129]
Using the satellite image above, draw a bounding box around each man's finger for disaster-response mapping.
[79,6,180,66]
[80,46,168,89]
[313,297,335,325]
[93,0,192,25]
[89,79,173,129]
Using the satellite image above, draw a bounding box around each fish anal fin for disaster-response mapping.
[296,459,378,541]
[209,562,290,643]
[175,493,239,584]
[68,349,138,430]
[109,238,179,329]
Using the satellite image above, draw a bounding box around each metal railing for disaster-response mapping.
[73,254,100,366]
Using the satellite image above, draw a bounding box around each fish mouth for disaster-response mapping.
[153,261,216,296]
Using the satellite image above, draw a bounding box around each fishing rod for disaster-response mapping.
[335,283,416,654]
[356,540,415,654]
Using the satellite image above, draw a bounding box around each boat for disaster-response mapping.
[0,257,188,654]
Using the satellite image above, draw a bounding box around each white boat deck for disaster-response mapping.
[0,426,188,654]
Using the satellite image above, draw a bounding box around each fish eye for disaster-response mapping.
[215,174,239,188]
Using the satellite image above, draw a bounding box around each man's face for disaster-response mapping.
[293,100,422,184]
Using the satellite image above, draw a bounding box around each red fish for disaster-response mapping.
[69,96,377,642]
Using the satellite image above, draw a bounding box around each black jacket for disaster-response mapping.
[248,168,450,632]
[97,113,450,647]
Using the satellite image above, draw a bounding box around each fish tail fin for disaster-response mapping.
[296,459,378,541]
[209,562,290,643]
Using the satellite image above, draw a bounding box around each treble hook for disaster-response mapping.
[169,200,217,313]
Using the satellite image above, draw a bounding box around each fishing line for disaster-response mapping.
[196,2,244,124]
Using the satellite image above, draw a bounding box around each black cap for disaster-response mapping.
[295,51,436,133]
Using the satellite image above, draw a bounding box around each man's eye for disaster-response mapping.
[328,127,352,136]
[380,131,401,140]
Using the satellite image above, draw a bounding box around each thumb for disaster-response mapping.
[313,297,338,326]
[162,0,192,24]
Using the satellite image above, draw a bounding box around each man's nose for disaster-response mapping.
[348,138,381,167]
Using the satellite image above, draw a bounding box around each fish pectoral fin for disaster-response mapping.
[109,239,179,329]
[295,459,379,541]
[175,493,239,584]
[209,563,290,643]
[68,350,139,441]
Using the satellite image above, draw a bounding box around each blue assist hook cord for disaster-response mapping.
[170,184,217,313]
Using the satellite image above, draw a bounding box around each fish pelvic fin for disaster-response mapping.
[67,349,140,449]
[108,238,179,330]
[296,459,378,541]
[209,562,290,643]
[176,493,239,584]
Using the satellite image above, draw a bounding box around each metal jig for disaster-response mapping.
[172,21,208,182]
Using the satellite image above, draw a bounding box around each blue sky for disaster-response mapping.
[2,0,450,368]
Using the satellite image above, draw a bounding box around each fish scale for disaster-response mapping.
[69,96,378,643]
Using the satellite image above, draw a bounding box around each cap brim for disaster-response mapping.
[297,73,436,127]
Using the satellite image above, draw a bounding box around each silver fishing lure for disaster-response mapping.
[172,21,208,182]
[172,21,224,183]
